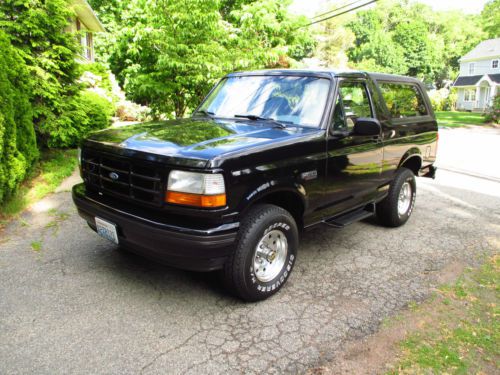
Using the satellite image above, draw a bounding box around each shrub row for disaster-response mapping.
[0,24,114,205]
[485,94,500,124]
[0,31,39,203]
[45,90,114,148]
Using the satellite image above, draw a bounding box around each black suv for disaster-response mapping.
[73,69,438,301]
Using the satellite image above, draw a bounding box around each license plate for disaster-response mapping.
[95,217,119,244]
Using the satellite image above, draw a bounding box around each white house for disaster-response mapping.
[453,38,500,111]
[67,0,105,62]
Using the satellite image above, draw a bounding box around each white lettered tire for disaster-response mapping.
[376,167,416,227]
[222,204,298,302]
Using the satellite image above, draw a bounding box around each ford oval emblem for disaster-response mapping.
[109,172,119,180]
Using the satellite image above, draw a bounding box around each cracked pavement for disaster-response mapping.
[1,128,500,374]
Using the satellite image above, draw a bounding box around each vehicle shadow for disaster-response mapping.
[85,219,360,304]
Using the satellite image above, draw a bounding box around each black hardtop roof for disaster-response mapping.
[226,69,423,84]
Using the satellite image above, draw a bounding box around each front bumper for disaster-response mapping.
[72,183,238,271]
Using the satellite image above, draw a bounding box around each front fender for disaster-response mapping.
[236,177,307,217]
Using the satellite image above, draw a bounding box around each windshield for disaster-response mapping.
[197,75,331,127]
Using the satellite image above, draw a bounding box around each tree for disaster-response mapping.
[0,0,82,148]
[107,0,314,118]
[0,30,38,203]
[392,20,439,78]
[342,0,484,87]
[481,0,500,38]
[314,14,355,68]
[109,0,232,117]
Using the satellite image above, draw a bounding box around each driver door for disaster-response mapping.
[321,78,384,218]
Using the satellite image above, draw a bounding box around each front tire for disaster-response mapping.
[223,204,298,302]
[376,168,416,227]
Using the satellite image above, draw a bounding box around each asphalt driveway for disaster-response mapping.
[1,127,499,374]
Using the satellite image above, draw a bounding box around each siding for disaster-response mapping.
[459,58,500,77]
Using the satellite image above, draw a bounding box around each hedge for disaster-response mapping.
[0,30,39,204]
[45,90,115,148]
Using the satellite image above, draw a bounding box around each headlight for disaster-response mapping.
[166,170,226,208]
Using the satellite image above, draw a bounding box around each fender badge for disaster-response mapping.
[300,170,317,181]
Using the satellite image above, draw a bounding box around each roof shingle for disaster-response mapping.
[461,38,500,61]
[454,74,500,87]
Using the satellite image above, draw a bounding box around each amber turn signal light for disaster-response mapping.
[166,191,226,208]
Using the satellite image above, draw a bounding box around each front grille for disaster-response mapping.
[81,149,165,206]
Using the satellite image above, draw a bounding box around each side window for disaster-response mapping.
[379,82,428,118]
[332,81,372,131]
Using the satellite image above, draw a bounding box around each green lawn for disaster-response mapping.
[0,149,78,221]
[436,111,486,128]
[388,256,499,374]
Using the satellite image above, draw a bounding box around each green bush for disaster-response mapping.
[444,89,458,111]
[0,0,82,149]
[45,91,114,148]
[484,94,499,124]
[0,31,38,204]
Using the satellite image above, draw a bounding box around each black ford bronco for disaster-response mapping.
[73,69,438,301]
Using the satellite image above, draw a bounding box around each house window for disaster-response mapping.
[86,32,93,60]
[493,60,499,69]
[469,63,475,75]
[464,89,476,102]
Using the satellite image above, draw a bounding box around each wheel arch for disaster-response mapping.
[398,149,423,175]
[241,187,306,229]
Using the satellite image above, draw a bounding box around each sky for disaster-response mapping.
[289,0,489,17]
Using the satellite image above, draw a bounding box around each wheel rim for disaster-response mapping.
[398,181,412,216]
[253,229,288,283]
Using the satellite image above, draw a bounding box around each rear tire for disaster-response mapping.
[222,204,298,302]
[376,168,416,227]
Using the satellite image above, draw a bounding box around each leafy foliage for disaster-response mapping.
[98,0,313,118]
[344,0,485,86]
[0,30,38,204]
[0,149,78,218]
[0,0,82,148]
[45,91,114,148]
[481,0,500,38]
[314,14,355,68]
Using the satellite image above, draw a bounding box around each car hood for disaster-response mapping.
[84,118,321,167]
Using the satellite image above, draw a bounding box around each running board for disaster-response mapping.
[322,203,375,228]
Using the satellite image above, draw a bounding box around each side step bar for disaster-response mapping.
[322,203,375,228]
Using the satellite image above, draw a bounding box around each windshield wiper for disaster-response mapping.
[193,109,215,118]
[234,114,287,129]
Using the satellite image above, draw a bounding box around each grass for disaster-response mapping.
[388,255,500,374]
[436,111,487,128]
[45,208,71,234]
[0,149,78,220]
[30,241,42,252]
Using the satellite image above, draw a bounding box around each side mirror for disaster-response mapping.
[353,117,381,136]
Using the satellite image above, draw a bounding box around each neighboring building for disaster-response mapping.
[454,38,500,111]
[67,0,105,62]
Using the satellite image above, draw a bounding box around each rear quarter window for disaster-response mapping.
[378,82,428,119]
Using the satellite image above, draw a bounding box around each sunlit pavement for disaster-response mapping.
[1,127,499,374]
[437,126,500,181]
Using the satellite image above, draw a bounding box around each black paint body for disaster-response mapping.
[72,70,438,271]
